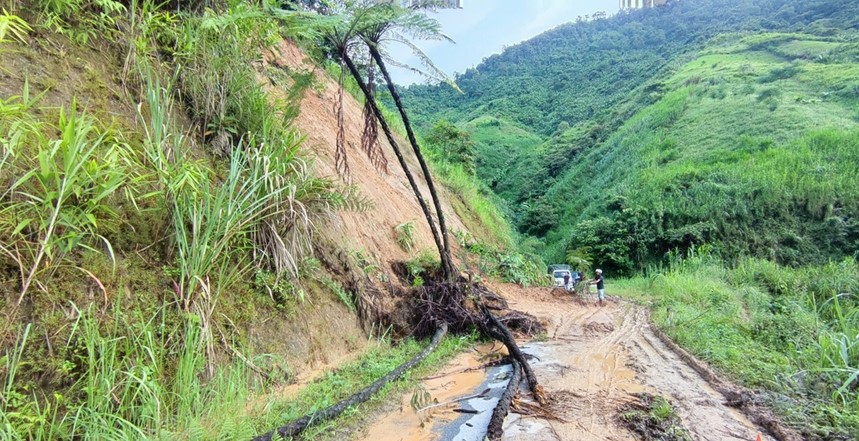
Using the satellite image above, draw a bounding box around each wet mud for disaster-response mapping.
[357,286,774,441]
[359,344,506,441]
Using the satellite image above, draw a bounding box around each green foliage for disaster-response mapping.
[172,2,286,149]
[321,277,356,312]
[37,0,126,44]
[621,394,691,441]
[394,221,416,253]
[616,253,859,438]
[0,9,31,43]
[0,305,262,440]
[424,119,476,175]
[429,160,515,249]
[404,250,440,287]
[758,63,801,83]
[1,100,139,305]
[493,252,547,288]
[565,246,592,272]
[455,232,549,288]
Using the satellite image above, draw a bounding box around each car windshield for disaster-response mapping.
[553,271,569,278]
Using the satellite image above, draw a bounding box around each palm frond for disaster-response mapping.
[380,39,460,91]
[270,8,344,42]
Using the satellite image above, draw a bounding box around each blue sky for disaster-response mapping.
[388,0,621,85]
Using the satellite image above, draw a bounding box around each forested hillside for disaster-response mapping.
[0,2,542,439]
[541,33,859,271]
[405,0,859,135]
[400,1,859,437]
[403,0,859,272]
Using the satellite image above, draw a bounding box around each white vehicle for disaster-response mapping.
[552,270,572,289]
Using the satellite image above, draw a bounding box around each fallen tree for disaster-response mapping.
[487,358,522,441]
[481,304,547,405]
[250,277,547,440]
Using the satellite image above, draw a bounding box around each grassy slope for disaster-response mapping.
[613,253,859,439]
[542,33,859,270]
[464,116,543,197]
[0,4,522,441]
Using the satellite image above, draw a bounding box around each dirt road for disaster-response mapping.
[357,284,772,441]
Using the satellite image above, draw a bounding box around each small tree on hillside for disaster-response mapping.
[426,119,476,175]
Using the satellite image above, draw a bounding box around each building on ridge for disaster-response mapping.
[619,0,667,10]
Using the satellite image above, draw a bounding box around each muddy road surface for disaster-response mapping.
[357,284,774,441]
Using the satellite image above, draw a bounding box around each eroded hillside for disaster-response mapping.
[0,3,522,438]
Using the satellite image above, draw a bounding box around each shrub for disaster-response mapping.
[395,221,416,253]
[757,64,800,83]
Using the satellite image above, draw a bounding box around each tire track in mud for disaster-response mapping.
[356,287,779,441]
[506,293,769,441]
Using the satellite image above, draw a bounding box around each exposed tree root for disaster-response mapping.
[407,278,548,437]
[499,310,544,338]
[252,274,545,440]
[487,358,521,441]
[250,323,448,441]
[409,279,542,339]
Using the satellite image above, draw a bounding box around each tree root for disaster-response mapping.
[487,358,521,441]
[410,279,543,338]
[251,279,544,440]
[250,323,448,441]
[410,279,548,439]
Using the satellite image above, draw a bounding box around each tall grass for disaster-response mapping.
[616,251,859,436]
[0,304,260,440]
[136,62,333,380]
[0,92,138,307]
[0,9,31,43]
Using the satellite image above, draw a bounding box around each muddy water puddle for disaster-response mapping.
[358,344,509,441]
[359,296,775,441]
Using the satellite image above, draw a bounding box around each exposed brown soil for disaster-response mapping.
[262,41,470,283]
[355,283,797,441]
[359,343,503,441]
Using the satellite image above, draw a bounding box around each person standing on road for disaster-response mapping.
[563,272,571,291]
[590,269,605,306]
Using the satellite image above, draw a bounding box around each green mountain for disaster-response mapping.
[402,0,859,273]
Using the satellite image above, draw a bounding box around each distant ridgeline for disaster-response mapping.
[401,0,859,273]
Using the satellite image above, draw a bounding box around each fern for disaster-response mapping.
[395,221,416,253]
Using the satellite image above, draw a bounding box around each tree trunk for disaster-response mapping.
[339,51,449,277]
[487,358,521,441]
[368,47,456,281]
[481,304,546,405]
